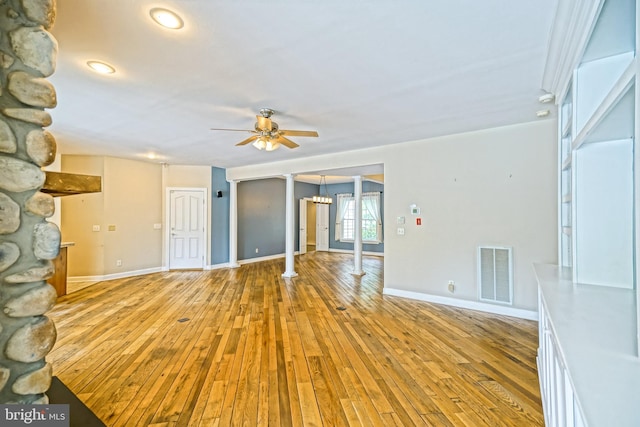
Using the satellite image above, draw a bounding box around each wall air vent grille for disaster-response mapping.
[478,246,513,305]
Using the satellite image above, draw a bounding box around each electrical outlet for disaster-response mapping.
[116,260,122,267]
[448,280,455,293]
[92,225,100,232]
[255,248,259,254]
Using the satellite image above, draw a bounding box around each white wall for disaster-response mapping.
[383,120,557,312]
[226,119,557,313]
[61,156,163,278]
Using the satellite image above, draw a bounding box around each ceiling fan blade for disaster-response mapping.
[274,135,299,149]
[235,135,259,146]
[280,130,319,137]
[211,128,254,132]
[256,115,272,131]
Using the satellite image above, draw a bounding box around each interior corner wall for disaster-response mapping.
[61,156,163,277]
[60,155,105,277]
[102,157,163,275]
[211,166,229,265]
[383,120,558,311]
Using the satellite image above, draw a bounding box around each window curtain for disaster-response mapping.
[362,192,382,243]
[335,193,352,241]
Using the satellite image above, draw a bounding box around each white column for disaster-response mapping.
[228,180,240,268]
[282,173,298,278]
[352,175,365,276]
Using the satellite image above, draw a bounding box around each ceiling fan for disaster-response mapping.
[211,108,319,151]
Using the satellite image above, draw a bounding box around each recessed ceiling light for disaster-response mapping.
[150,8,184,29]
[87,60,116,74]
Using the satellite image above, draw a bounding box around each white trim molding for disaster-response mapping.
[328,248,384,257]
[238,253,291,265]
[383,287,538,321]
[68,267,164,284]
[542,0,602,97]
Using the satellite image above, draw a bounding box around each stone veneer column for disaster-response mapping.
[0,0,60,404]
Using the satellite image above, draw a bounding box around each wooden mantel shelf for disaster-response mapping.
[43,171,102,197]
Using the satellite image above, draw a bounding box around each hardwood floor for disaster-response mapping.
[47,252,543,426]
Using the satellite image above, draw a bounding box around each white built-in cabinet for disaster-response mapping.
[538,0,640,426]
[558,0,635,288]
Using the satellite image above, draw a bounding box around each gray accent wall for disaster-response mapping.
[328,181,384,253]
[238,178,286,260]
[237,178,321,259]
[211,167,230,265]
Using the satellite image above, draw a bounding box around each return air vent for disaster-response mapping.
[478,246,513,305]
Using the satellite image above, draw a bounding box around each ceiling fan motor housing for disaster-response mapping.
[255,121,279,134]
[259,108,274,118]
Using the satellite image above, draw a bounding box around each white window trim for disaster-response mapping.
[336,192,383,244]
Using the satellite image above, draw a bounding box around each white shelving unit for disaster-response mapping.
[557,0,636,288]
[539,0,640,425]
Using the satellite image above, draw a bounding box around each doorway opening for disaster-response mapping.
[299,198,329,255]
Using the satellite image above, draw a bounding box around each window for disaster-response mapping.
[335,192,382,243]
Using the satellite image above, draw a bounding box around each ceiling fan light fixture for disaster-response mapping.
[150,8,184,29]
[253,138,267,150]
[265,140,280,151]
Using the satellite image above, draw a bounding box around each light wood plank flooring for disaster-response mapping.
[47,252,543,426]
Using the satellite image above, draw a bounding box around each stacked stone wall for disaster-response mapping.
[0,0,59,403]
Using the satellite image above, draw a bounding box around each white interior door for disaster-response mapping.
[169,189,206,269]
[299,199,307,255]
[316,203,329,251]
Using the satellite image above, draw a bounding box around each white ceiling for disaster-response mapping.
[48,0,558,177]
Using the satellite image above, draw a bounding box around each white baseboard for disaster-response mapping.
[68,266,164,283]
[238,253,289,265]
[328,248,384,257]
[207,262,233,270]
[383,287,538,321]
[210,249,383,268]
